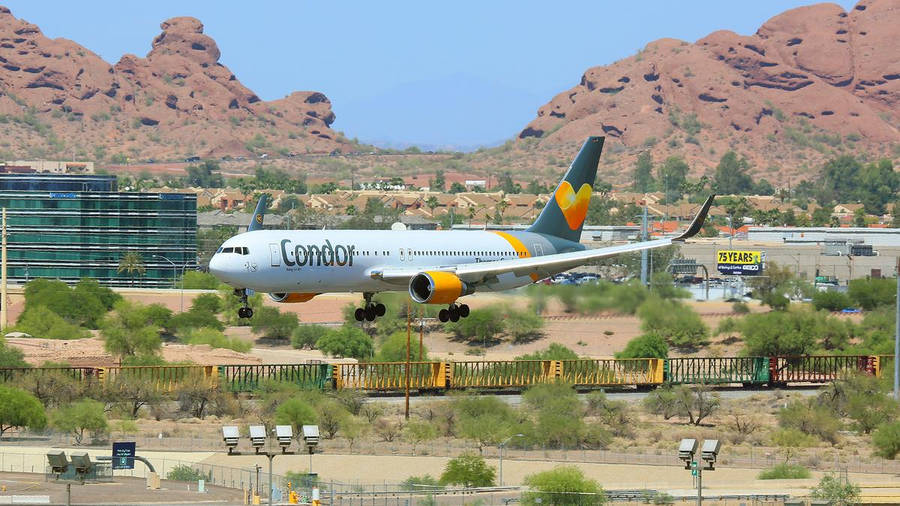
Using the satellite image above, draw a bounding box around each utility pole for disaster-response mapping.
[405,301,411,420]
[640,203,648,286]
[895,257,899,400]
[1,208,7,330]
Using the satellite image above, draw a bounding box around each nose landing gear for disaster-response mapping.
[438,303,470,323]
[354,293,386,322]
[235,289,254,319]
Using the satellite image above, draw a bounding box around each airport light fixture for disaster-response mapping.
[678,438,722,506]
[249,425,267,453]
[46,450,69,474]
[222,425,240,454]
[275,425,293,452]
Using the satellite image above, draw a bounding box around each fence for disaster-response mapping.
[4,432,900,476]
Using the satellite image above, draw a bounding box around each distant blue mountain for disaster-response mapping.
[333,73,548,152]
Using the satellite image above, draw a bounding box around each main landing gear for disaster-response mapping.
[354,292,386,322]
[235,289,254,319]
[438,303,470,323]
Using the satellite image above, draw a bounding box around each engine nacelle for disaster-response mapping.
[269,293,318,303]
[409,271,473,304]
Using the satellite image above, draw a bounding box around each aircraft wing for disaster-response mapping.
[371,195,714,286]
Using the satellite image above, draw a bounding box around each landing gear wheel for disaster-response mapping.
[458,304,470,318]
[365,307,376,321]
[449,308,460,322]
[354,308,366,322]
[438,309,450,322]
[235,289,253,319]
[374,303,386,317]
[238,307,253,319]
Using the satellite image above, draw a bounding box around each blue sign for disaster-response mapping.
[112,441,136,470]
[159,193,185,200]
[49,192,77,199]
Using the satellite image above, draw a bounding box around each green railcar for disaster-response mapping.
[664,357,770,385]
[217,364,333,392]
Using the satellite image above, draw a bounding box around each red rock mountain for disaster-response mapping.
[0,8,345,160]
[518,0,899,185]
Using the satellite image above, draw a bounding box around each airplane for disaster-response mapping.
[209,136,714,322]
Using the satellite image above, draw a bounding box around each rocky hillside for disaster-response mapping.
[517,0,900,185]
[0,8,346,161]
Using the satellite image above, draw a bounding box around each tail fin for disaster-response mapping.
[247,195,267,232]
[527,136,604,242]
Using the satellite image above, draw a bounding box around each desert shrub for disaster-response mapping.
[731,301,750,314]
[615,333,668,359]
[522,466,604,505]
[316,325,374,360]
[50,399,107,445]
[275,398,318,437]
[182,327,251,353]
[167,464,210,482]
[811,474,861,506]
[778,398,842,443]
[0,337,28,368]
[181,271,221,289]
[454,396,518,451]
[757,463,811,480]
[812,290,852,312]
[515,343,578,361]
[375,331,428,362]
[401,474,441,491]
[292,324,328,349]
[250,306,299,341]
[739,307,851,355]
[637,297,708,350]
[873,421,900,459]
[0,386,46,438]
[848,277,895,310]
[439,454,495,488]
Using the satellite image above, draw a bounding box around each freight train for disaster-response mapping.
[0,355,890,394]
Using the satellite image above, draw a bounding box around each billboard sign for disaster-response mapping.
[112,441,136,470]
[716,250,763,276]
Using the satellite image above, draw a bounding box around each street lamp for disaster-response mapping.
[678,438,721,506]
[498,433,524,486]
[153,254,186,312]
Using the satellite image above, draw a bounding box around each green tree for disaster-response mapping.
[636,297,708,350]
[712,151,754,194]
[51,399,108,445]
[454,396,517,452]
[316,325,374,360]
[375,331,428,362]
[403,420,439,453]
[117,251,146,285]
[515,343,579,361]
[615,333,668,359]
[873,421,900,459]
[812,290,852,311]
[632,151,654,193]
[275,399,318,439]
[431,170,446,191]
[812,206,832,226]
[819,375,898,434]
[250,307,300,341]
[848,277,896,310]
[185,160,225,187]
[523,466,604,506]
[11,305,91,340]
[778,398,841,444]
[181,271,221,289]
[0,337,27,368]
[100,300,163,358]
[439,454,496,488]
[811,474,861,506]
[739,307,850,356]
[169,310,223,335]
[657,156,689,202]
[292,324,328,350]
[0,386,47,439]
[444,305,505,344]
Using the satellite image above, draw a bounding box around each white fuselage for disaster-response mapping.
[209,229,562,295]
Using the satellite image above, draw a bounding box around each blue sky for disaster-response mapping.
[5,1,857,149]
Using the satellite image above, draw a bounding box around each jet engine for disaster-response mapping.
[408,271,473,304]
[269,293,318,303]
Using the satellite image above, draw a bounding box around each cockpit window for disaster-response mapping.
[222,247,234,253]
[239,247,249,255]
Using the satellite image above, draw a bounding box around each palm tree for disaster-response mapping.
[425,196,439,217]
[117,252,146,286]
[496,199,510,224]
[467,205,477,227]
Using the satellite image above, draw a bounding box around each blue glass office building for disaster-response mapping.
[0,174,196,287]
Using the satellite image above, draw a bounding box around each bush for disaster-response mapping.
[873,421,900,459]
[250,306,299,341]
[401,475,441,491]
[848,277,895,310]
[439,454,495,488]
[637,297,708,350]
[740,307,851,356]
[12,305,91,340]
[0,386,47,438]
[181,271,221,289]
[375,331,428,362]
[812,290,852,312]
[292,324,328,350]
[515,343,578,361]
[444,305,505,344]
[523,466,604,505]
[0,337,28,368]
[316,325,374,360]
[731,301,750,314]
[182,327,251,353]
[166,464,210,482]
[100,300,164,358]
[757,464,811,480]
[275,398,318,436]
[778,399,842,443]
[615,333,668,359]
[50,399,107,445]
[811,474,861,506]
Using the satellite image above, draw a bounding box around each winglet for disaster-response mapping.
[672,194,715,242]
[247,195,267,232]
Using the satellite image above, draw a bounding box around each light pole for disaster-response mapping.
[223,424,304,506]
[498,434,524,486]
[153,254,186,312]
[678,439,721,506]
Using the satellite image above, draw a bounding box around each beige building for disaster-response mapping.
[3,160,94,173]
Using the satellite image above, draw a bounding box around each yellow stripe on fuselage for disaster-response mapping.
[490,231,541,282]
[490,231,532,258]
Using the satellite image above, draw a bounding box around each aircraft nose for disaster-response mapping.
[208,254,225,279]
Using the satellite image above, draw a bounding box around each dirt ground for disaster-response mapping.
[0,471,242,505]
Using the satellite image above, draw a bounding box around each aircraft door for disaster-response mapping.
[269,243,280,267]
[399,248,405,261]
[533,243,544,257]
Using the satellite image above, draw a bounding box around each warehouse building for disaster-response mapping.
[0,174,196,287]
